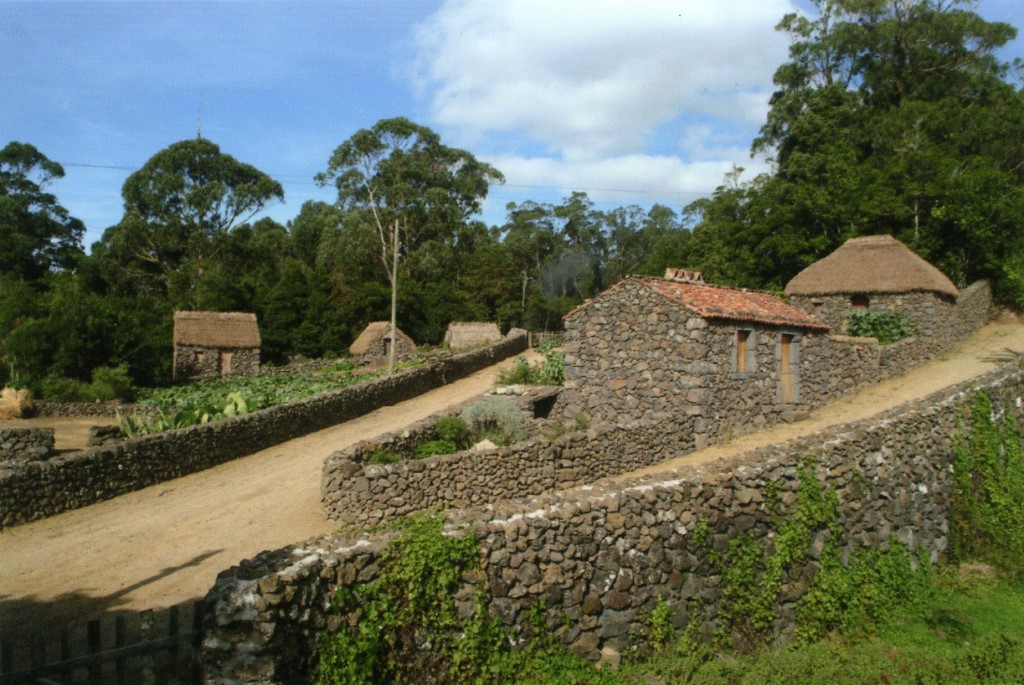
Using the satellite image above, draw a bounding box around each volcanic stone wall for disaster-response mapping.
[321,413,699,527]
[174,345,261,382]
[0,332,527,529]
[203,364,1024,684]
[0,428,55,465]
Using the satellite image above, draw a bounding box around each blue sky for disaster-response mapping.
[2,0,1022,250]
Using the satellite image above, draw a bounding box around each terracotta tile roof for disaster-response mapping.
[566,276,829,331]
[642,277,829,330]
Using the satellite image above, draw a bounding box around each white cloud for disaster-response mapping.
[411,0,794,161]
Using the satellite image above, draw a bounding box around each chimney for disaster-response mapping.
[664,267,705,284]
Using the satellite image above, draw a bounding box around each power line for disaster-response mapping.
[59,162,713,198]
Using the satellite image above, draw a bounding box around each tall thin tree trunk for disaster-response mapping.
[388,218,399,376]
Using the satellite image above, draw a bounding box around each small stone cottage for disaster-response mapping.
[348,322,416,363]
[443,322,502,351]
[561,271,830,442]
[785,235,959,341]
[172,311,261,382]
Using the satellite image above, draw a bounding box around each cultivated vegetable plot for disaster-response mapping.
[121,360,422,436]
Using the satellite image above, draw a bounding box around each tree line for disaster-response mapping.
[2,0,1021,393]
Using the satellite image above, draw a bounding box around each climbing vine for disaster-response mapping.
[950,392,1024,579]
[315,514,509,684]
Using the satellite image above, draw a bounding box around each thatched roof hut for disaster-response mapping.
[785,235,958,298]
[173,312,261,348]
[443,322,502,350]
[172,312,261,381]
[348,321,416,359]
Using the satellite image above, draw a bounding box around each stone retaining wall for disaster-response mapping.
[0,428,55,465]
[0,332,528,529]
[204,363,1024,684]
[321,411,698,527]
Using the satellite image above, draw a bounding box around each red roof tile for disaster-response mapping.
[566,276,829,331]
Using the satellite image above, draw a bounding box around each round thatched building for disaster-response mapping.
[785,234,959,341]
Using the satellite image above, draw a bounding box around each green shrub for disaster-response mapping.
[433,415,470,447]
[846,310,916,345]
[460,397,527,446]
[368,450,404,465]
[89,365,136,402]
[497,356,537,385]
[495,341,564,386]
[536,339,565,385]
[415,439,459,459]
[40,376,91,402]
[39,365,137,402]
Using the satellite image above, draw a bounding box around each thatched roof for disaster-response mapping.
[348,321,416,356]
[173,311,261,348]
[444,322,502,350]
[785,235,958,298]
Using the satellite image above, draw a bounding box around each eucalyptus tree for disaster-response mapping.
[0,141,84,280]
[98,138,284,306]
[316,117,503,372]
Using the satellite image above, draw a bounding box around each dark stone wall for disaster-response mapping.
[203,364,1024,684]
[0,428,55,465]
[0,332,528,529]
[173,345,261,382]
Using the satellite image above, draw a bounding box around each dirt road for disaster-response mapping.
[0,355,535,634]
[2,322,1022,636]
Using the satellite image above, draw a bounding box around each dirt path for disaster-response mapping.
[619,319,1024,481]
[0,355,536,634]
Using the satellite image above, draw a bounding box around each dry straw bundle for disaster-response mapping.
[0,387,32,420]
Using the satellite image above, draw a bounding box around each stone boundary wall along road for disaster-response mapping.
[0,428,55,465]
[203,363,1024,684]
[0,332,528,529]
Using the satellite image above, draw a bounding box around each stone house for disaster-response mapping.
[443,322,502,351]
[561,271,830,443]
[348,321,416,363]
[785,235,959,344]
[172,311,261,382]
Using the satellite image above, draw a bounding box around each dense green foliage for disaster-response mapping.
[845,309,916,344]
[950,392,1024,579]
[686,0,1024,305]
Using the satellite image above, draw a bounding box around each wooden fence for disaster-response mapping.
[0,601,203,684]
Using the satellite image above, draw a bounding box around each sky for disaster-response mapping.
[2,0,1022,251]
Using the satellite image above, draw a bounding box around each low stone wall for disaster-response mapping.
[955,281,992,339]
[321,412,698,527]
[0,428,55,465]
[0,332,528,529]
[30,401,142,418]
[204,364,1024,683]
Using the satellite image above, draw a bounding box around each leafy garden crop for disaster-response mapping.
[120,360,421,436]
[846,310,916,345]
